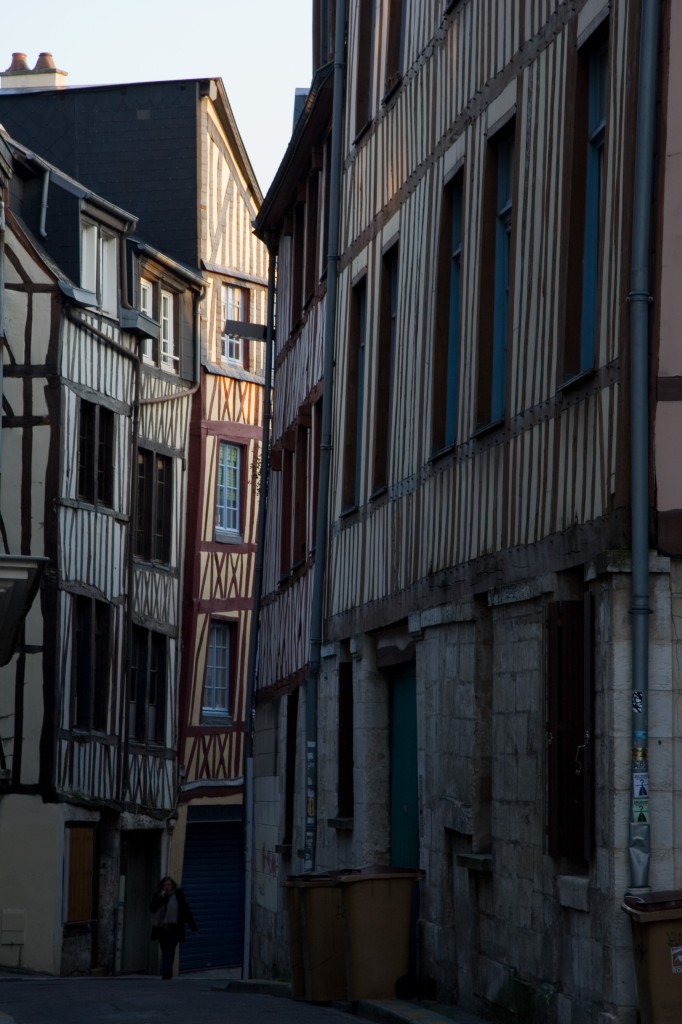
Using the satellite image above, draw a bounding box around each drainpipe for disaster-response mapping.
[242,239,276,979]
[627,0,660,891]
[39,170,49,239]
[303,0,347,873]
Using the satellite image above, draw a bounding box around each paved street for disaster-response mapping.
[0,975,353,1024]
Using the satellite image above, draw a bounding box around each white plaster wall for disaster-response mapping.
[0,795,65,974]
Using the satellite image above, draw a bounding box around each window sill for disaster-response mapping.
[369,486,388,504]
[215,528,243,545]
[472,416,505,441]
[353,120,372,146]
[428,442,457,465]
[557,365,597,393]
[327,816,353,831]
[456,852,492,873]
[382,75,402,105]
[339,504,359,522]
[200,714,233,728]
[558,873,590,912]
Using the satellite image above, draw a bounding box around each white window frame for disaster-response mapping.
[100,232,118,316]
[220,284,244,365]
[80,221,118,317]
[81,222,98,294]
[160,290,178,372]
[139,278,154,362]
[202,621,232,719]
[215,442,241,540]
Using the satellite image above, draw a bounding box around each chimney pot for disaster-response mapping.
[33,52,56,72]
[4,53,30,74]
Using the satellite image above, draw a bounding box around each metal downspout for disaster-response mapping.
[303,0,347,873]
[628,0,660,890]
[242,241,276,978]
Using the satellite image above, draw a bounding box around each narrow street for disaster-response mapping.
[0,975,353,1024]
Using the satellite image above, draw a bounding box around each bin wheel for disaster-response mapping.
[395,974,418,1000]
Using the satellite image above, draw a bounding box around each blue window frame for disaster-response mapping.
[216,442,241,538]
[202,621,232,719]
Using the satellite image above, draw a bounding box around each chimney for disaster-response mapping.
[1,52,67,90]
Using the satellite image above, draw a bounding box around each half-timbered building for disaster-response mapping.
[0,62,269,970]
[251,1,680,1021]
[0,132,202,975]
[251,60,333,975]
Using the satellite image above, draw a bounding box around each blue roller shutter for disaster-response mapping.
[179,808,244,971]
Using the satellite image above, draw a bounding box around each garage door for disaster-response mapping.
[179,807,244,971]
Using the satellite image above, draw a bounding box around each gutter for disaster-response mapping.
[303,0,347,872]
[627,0,660,890]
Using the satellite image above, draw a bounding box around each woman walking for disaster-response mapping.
[149,876,198,979]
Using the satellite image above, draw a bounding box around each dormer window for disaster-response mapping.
[137,276,179,374]
[81,220,118,316]
[160,290,178,372]
[139,278,154,362]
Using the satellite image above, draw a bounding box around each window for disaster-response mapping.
[220,284,248,365]
[290,202,306,331]
[355,0,376,136]
[337,661,354,818]
[342,277,367,510]
[81,221,118,316]
[160,290,178,371]
[293,422,309,565]
[311,399,323,543]
[304,173,320,303]
[385,0,405,96]
[135,448,172,563]
[433,174,463,452]
[202,621,233,720]
[278,421,309,575]
[216,442,241,539]
[477,126,515,428]
[73,595,110,732]
[129,625,166,745]
[373,243,399,491]
[283,688,299,845]
[140,278,154,362]
[313,0,336,67]
[547,596,594,864]
[563,38,608,380]
[66,826,95,925]
[280,444,294,577]
[78,399,114,507]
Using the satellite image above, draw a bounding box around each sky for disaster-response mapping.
[2,0,313,193]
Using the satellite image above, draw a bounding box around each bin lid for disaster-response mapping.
[338,865,425,883]
[283,869,361,888]
[623,890,682,912]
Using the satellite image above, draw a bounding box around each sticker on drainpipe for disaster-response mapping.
[633,772,649,798]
